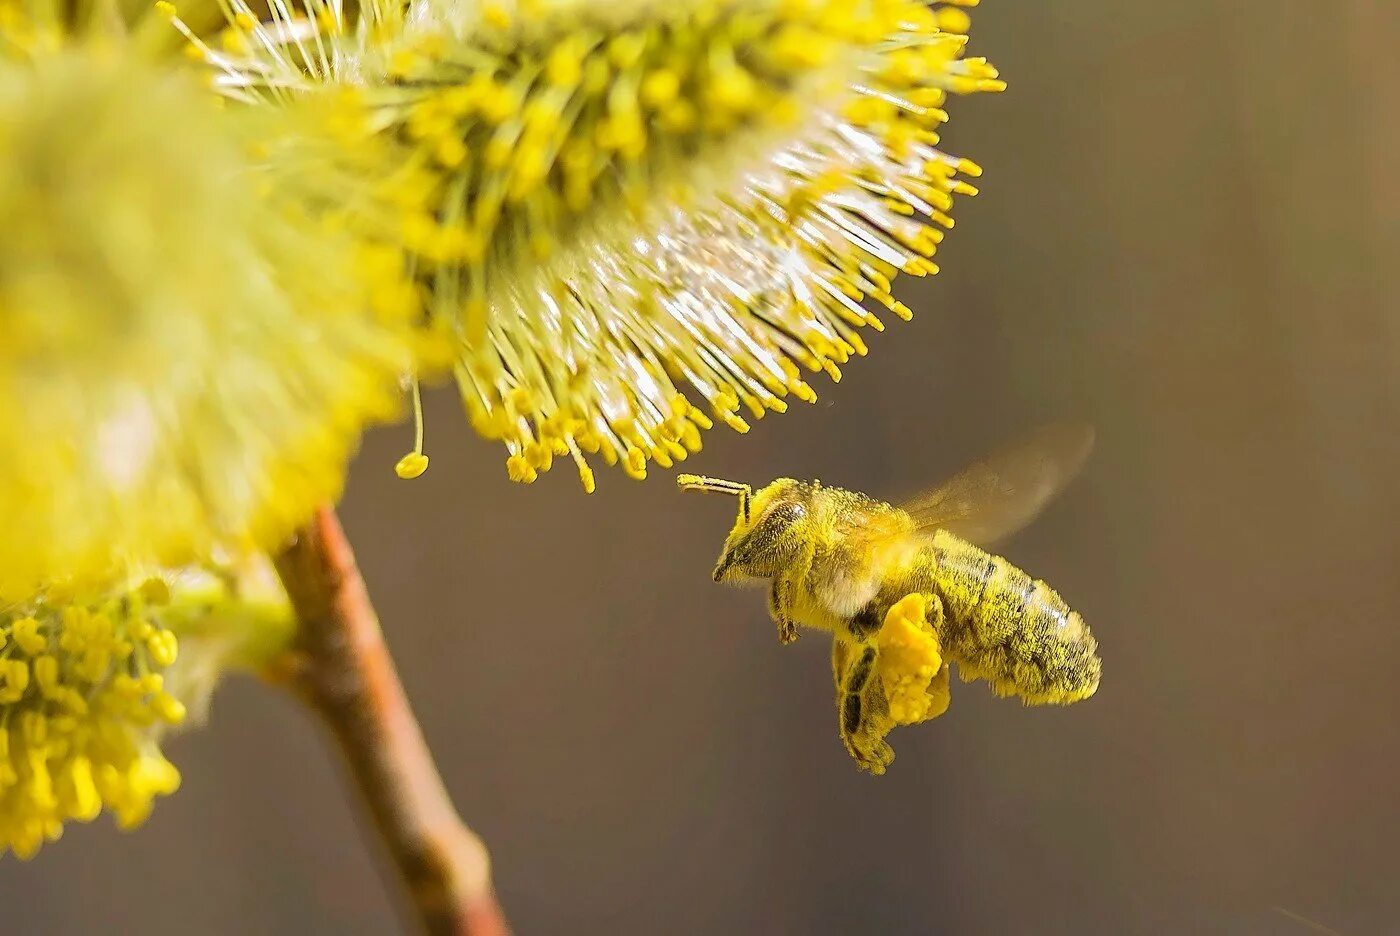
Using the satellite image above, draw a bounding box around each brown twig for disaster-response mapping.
[273,506,510,936]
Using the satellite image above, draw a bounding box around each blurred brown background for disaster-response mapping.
[5,2,1399,933]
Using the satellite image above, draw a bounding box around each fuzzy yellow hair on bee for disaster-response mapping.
[679,424,1102,775]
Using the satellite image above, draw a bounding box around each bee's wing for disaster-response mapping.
[856,423,1095,549]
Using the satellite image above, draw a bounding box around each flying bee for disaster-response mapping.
[678,424,1102,775]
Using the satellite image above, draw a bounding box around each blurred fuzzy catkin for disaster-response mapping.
[0,28,421,594]
[177,0,1001,489]
[0,5,409,856]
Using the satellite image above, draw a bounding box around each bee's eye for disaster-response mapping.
[755,501,804,535]
[716,497,807,580]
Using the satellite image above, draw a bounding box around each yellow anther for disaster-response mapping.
[146,630,179,668]
[686,407,714,431]
[524,440,553,471]
[771,26,835,69]
[111,674,141,697]
[956,157,983,178]
[482,1,511,29]
[479,83,518,124]
[395,453,430,479]
[219,27,248,53]
[12,618,46,656]
[32,655,59,693]
[546,40,585,87]
[0,660,29,704]
[607,32,646,69]
[658,100,698,133]
[435,135,468,169]
[721,411,751,433]
[708,66,758,112]
[640,69,681,108]
[506,454,537,484]
[57,757,101,821]
[624,446,648,479]
[679,422,703,451]
[151,693,187,725]
[139,578,171,606]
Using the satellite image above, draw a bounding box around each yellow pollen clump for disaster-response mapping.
[876,594,951,725]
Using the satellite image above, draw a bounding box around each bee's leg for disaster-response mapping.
[833,638,895,775]
[849,601,886,640]
[769,576,798,645]
[831,635,852,686]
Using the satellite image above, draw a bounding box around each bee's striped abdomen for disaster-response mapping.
[920,531,1101,705]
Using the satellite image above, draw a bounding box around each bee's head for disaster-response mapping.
[678,475,811,583]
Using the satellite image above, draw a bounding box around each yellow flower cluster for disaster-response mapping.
[175,0,1001,490]
[0,579,188,859]
[0,42,418,594]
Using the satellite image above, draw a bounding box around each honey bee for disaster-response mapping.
[678,425,1102,774]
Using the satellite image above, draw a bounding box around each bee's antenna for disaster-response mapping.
[677,474,752,523]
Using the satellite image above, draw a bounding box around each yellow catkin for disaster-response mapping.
[0,42,419,594]
[180,0,1001,490]
[0,558,296,858]
[0,579,187,858]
